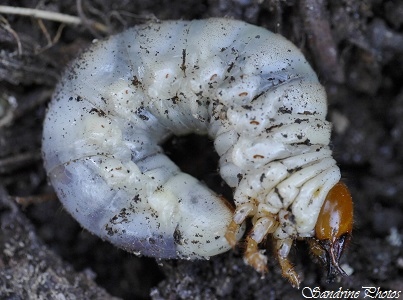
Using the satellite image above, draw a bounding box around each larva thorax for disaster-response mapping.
[199,35,340,240]
[42,18,352,288]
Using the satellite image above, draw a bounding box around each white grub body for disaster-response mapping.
[42,18,340,260]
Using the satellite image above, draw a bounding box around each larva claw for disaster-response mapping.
[277,255,301,289]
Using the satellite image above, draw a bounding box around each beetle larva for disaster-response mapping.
[42,18,353,287]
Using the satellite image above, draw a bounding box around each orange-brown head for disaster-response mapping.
[314,181,353,281]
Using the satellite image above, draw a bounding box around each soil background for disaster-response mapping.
[1,0,403,299]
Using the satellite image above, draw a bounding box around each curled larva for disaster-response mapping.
[42,18,353,287]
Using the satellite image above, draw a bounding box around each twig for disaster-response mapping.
[299,0,345,83]
[0,5,108,33]
[14,193,57,208]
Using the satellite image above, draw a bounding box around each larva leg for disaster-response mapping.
[243,213,278,273]
[244,236,268,273]
[250,213,278,243]
[225,220,242,247]
[233,202,257,224]
[225,202,257,246]
[275,238,301,289]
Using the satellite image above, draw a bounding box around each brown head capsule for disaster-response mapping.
[313,181,353,281]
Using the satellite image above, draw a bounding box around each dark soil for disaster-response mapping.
[1,0,402,299]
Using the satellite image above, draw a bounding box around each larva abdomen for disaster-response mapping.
[43,18,348,280]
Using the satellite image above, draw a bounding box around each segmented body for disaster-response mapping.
[42,18,340,266]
